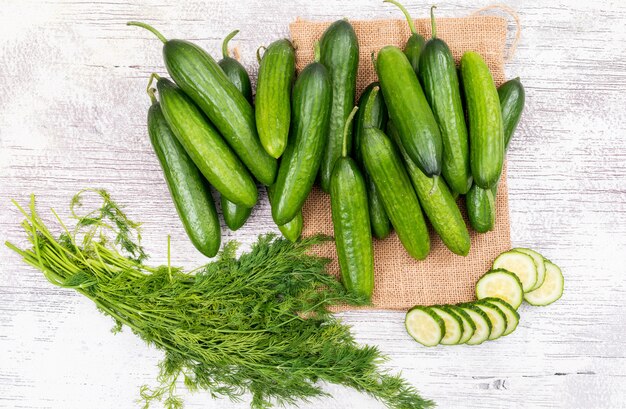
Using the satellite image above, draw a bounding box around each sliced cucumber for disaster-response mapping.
[492,250,538,292]
[481,297,520,336]
[524,261,564,306]
[405,306,445,346]
[458,304,492,345]
[431,306,463,345]
[447,305,476,344]
[473,301,507,340]
[513,248,547,291]
[476,269,524,309]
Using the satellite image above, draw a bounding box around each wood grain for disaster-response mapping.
[1,0,625,408]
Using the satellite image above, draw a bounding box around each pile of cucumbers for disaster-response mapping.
[406,248,564,346]
[129,1,525,302]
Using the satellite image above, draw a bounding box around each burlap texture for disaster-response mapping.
[289,15,511,310]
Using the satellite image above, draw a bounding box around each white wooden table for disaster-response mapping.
[1,0,625,408]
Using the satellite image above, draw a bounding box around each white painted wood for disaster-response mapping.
[1,0,625,408]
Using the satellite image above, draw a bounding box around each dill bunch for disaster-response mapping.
[7,190,434,409]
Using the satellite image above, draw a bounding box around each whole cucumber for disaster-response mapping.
[353,83,391,240]
[155,75,257,208]
[217,30,252,103]
[267,185,302,243]
[217,30,254,230]
[128,22,277,186]
[376,46,442,177]
[384,0,425,74]
[147,88,220,257]
[271,60,332,226]
[361,127,430,260]
[388,121,470,256]
[330,107,374,300]
[467,78,525,232]
[419,7,471,195]
[318,19,359,192]
[461,51,504,189]
[256,39,296,158]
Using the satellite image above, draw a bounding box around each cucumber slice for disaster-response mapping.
[458,304,492,345]
[481,297,520,336]
[492,250,538,292]
[431,306,463,345]
[524,261,564,306]
[473,301,508,340]
[513,248,547,291]
[447,305,476,344]
[475,269,524,309]
[405,306,445,346]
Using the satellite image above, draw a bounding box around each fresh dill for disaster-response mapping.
[7,190,434,409]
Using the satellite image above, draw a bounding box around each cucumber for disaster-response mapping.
[330,107,374,300]
[458,304,492,345]
[524,260,564,306]
[493,250,538,292]
[447,305,476,344]
[217,30,252,103]
[473,300,508,340]
[353,83,391,240]
[466,78,525,232]
[267,186,302,243]
[405,306,445,347]
[513,247,547,291]
[476,269,524,310]
[255,39,295,158]
[430,306,463,345]
[271,59,332,225]
[318,20,359,192]
[128,22,277,186]
[376,45,442,177]
[461,51,504,189]
[361,127,430,260]
[418,7,471,195]
[384,0,425,74]
[154,75,257,208]
[480,297,520,336]
[218,31,254,230]
[388,121,470,256]
[147,88,220,258]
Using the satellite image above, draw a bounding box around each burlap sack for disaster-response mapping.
[289,13,512,310]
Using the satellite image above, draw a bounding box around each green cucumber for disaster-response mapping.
[461,51,504,189]
[218,31,254,230]
[466,78,525,232]
[480,297,520,336]
[129,22,277,186]
[217,30,252,103]
[405,306,445,347]
[271,58,332,225]
[473,300,507,340]
[154,75,257,208]
[330,107,374,300]
[361,127,430,260]
[418,7,471,195]
[147,88,220,258]
[431,305,463,345]
[524,260,564,306]
[384,0,425,74]
[476,269,524,310]
[255,39,295,158]
[493,250,538,293]
[458,304,492,345]
[353,83,391,240]
[318,19,359,192]
[267,186,302,243]
[376,45,442,177]
[388,122,470,256]
[447,305,476,344]
[513,247,547,291]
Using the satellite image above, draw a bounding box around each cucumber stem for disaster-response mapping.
[127,21,167,44]
[363,86,380,120]
[384,0,417,35]
[146,73,160,103]
[147,88,157,105]
[256,46,266,64]
[430,5,437,38]
[222,30,239,59]
[341,106,359,158]
[314,42,321,62]
[429,175,438,195]
[370,51,377,70]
